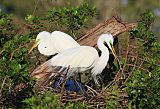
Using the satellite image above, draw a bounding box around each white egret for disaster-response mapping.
[32,34,117,84]
[28,31,80,56]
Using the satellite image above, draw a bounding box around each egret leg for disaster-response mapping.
[92,76,102,91]
[78,72,81,82]
[93,76,100,86]
[72,78,90,100]
[54,77,63,89]
[60,66,70,99]
[85,85,98,95]
[60,77,67,96]
[72,70,85,93]
[73,77,85,93]
[53,67,68,90]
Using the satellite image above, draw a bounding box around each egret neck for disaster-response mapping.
[97,37,110,72]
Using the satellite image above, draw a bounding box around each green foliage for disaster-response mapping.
[65,102,91,109]
[47,3,96,37]
[130,10,160,69]
[25,14,45,35]
[1,35,30,77]
[126,10,160,109]
[23,91,61,109]
[0,11,35,108]
[0,9,17,46]
[126,68,160,109]
[0,34,34,108]
[104,86,120,109]
[24,90,91,109]
[130,10,156,50]
[25,14,41,25]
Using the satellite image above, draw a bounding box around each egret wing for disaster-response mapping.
[51,31,80,53]
[50,46,99,68]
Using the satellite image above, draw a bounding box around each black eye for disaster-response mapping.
[103,41,107,44]
[44,47,47,48]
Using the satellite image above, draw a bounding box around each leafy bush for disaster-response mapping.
[24,90,91,109]
[0,17,34,107]
[104,85,120,109]
[0,9,17,46]
[126,10,160,109]
[23,91,61,109]
[47,3,96,37]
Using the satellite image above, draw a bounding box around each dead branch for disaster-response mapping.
[77,16,137,47]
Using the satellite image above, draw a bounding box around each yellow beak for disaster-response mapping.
[110,45,121,68]
[110,46,116,58]
[28,40,39,54]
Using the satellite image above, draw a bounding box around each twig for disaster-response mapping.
[71,30,77,40]
[120,35,130,78]
[126,64,150,73]
[113,15,127,29]
[103,36,137,90]
[0,49,5,59]
[0,77,7,91]
[122,55,138,86]
[85,85,98,95]
[73,79,85,95]
[10,45,26,61]
[102,80,116,91]
[0,49,5,56]
[128,55,160,67]
[138,59,144,70]
[33,0,40,15]
[138,57,160,67]
[23,23,35,30]
[65,96,85,102]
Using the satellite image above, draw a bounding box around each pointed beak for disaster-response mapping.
[110,45,121,68]
[28,40,39,54]
[110,45,117,58]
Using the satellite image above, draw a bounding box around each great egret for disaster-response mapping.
[34,34,117,84]
[28,31,80,56]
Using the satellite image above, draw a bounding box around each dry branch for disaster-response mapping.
[77,16,137,47]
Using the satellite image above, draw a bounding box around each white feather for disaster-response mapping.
[51,31,80,52]
[36,31,80,56]
[50,46,99,68]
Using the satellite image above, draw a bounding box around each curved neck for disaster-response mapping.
[91,39,110,79]
[97,39,110,67]
[97,39,109,55]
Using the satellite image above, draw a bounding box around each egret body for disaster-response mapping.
[45,34,116,84]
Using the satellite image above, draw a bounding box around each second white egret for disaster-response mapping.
[32,34,117,84]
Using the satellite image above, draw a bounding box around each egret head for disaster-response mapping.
[28,31,55,55]
[37,41,57,56]
[36,31,50,43]
[99,34,116,58]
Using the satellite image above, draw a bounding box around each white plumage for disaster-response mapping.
[51,31,80,53]
[29,31,80,56]
[46,34,115,84]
